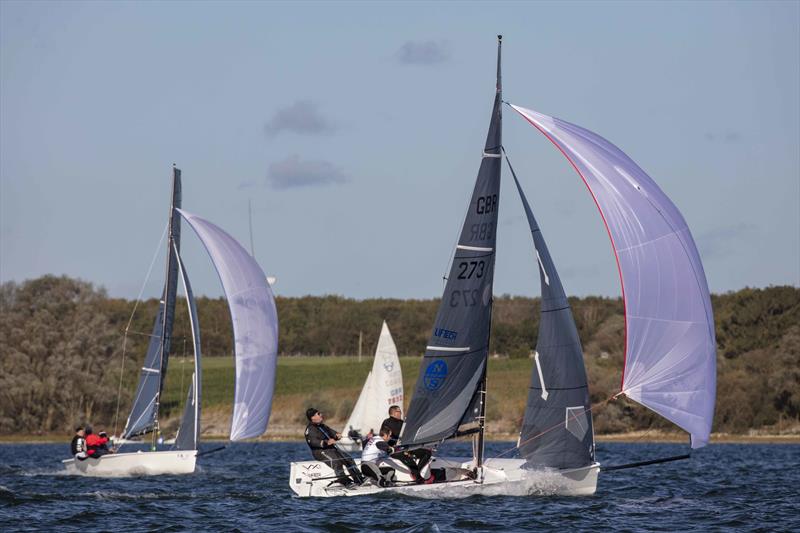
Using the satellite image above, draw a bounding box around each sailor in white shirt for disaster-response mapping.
[360,427,400,486]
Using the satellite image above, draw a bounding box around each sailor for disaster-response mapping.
[380,405,403,446]
[84,426,113,458]
[304,408,364,487]
[359,426,397,486]
[380,406,434,484]
[70,426,88,460]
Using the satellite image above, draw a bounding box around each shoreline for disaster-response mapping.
[4,432,798,445]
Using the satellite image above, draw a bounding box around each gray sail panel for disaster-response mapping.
[174,251,201,451]
[510,163,594,469]
[401,80,502,446]
[122,168,182,439]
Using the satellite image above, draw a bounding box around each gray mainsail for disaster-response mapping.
[400,37,502,448]
[123,167,182,439]
[508,157,594,469]
[173,249,201,451]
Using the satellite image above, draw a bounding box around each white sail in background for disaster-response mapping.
[342,322,403,444]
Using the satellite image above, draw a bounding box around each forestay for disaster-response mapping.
[508,160,594,469]
[401,43,502,446]
[344,321,404,436]
[123,169,182,439]
[178,209,279,441]
[173,250,202,451]
[510,105,716,448]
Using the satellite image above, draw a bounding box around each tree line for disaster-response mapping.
[0,275,797,435]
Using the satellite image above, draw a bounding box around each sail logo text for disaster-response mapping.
[434,328,458,340]
[424,360,448,391]
[476,194,497,214]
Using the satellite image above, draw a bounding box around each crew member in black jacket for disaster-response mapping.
[70,425,87,460]
[380,405,433,483]
[304,408,363,487]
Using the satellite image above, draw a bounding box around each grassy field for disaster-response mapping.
[132,355,800,442]
[156,355,533,439]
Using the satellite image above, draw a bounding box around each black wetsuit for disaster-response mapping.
[380,417,403,446]
[70,435,87,459]
[304,422,363,485]
[381,417,432,481]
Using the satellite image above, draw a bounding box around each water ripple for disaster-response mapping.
[0,442,798,531]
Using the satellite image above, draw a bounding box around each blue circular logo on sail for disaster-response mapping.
[424,359,448,391]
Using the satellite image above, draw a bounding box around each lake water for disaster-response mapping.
[1,441,797,531]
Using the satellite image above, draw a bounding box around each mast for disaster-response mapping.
[475,34,502,471]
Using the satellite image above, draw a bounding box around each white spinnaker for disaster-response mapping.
[509,104,716,448]
[177,208,279,441]
[344,321,404,435]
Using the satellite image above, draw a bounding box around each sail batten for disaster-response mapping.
[510,104,716,448]
[177,209,278,442]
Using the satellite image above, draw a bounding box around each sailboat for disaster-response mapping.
[63,167,279,476]
[337,321,404,453]
[288,36,716,497]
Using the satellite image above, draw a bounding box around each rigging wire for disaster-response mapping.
[112,222,169,441]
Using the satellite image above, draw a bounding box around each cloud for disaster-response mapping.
[266,155,347,190]
[264,100,336,137]
[396,40,450,65]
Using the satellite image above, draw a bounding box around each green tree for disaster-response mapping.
[0,276,122,433]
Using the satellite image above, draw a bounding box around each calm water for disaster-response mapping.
[0,441,797,532]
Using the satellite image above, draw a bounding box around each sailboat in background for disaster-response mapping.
[289,36,716,497]
[63,167,280,476]
[338,321,404,453]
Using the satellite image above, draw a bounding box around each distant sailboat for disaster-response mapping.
[337,321,404,453]
[63,167,279,476]
[289,36,716,497]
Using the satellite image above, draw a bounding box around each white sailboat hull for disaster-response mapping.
[289,456,599,498]
[62,450,197,477]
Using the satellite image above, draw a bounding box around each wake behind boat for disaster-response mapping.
[289,35,716,498]
[63,167,280,477]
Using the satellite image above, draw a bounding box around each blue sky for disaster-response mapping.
[1,1,798,300]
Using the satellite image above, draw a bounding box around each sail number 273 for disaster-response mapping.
[457,261,485,279]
